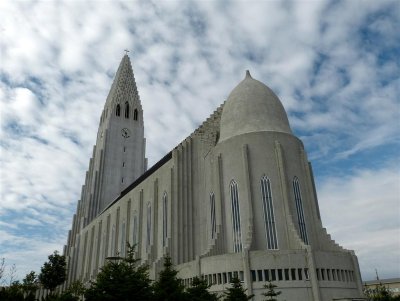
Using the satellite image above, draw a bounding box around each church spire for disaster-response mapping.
[80,53,146,223]
[104,54,141,111]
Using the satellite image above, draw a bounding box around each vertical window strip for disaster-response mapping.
[125,102,130,118]
[266,179,278,249]
[210,193,216,239]
[163,192,168,247]
[261,176,278,249]
[111,225,116,256]
[230,181,242,253]
[120,222,126,256]
[132,214,138,246]
[293,178,308,244]
[146,203,151,251]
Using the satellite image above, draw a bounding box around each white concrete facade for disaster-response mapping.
[62,55,364,301]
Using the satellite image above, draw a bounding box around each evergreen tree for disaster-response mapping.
[223,277,254,301]
[21,271,38,301]
[186,276,219,301]
[85,244,152,301]
[153,255,188,301]
[0,281,24,301]
[39,251,67,292]
[262,281,281,301]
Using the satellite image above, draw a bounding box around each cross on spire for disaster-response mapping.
[124,49,130,55]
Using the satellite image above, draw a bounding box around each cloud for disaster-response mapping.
[0,0,399,282]
[318,163,400,280]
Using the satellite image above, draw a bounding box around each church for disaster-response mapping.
[61,54,365,301]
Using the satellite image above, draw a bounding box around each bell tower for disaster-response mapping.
[80,54,146,226]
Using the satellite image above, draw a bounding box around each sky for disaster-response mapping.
[0,0,399,284]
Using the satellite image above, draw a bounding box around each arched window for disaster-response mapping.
[116,104,121,116]
[230,180,242,253]
[132,213,138,246]
[261,176,278,249]
[125,102,130,118]
[162,192,168,247]
[293,177,308,244]
[146,203,151,251]
[133,109,138,121]
[210,192,216,239]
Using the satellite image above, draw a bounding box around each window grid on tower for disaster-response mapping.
[210,192,217,239]
[146,203,151,251]
[125,102,130,118]
[162,192,168,247]
[261,176,278,249]
[230,180,242,253]
[293,177,309,244]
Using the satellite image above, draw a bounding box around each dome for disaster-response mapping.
[219,71,292,142]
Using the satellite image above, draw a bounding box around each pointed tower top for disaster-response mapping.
[245,70,252,79]
[104,53,140,108]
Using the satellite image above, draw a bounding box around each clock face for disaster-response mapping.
[121,128,130,138]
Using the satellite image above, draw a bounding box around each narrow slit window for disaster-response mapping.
[125,102,130,118]
[284,269,290,281]
[120,222,126,256]
[133,109,138,121]
[162,192,168,247]
[298,268,303,280]
[258,270,263,281]
[264,270,270,281]
[132,213,138,246]
[146,203,151,251]
[111,225,116,256]
[230,180,242,253]
[251,270,256,282]
[261,176,278,249]
[210,192,216,239]
[271,269,276,281]
[293,177,309,244]
[116,104,121,116]
[291,268,296,280]
[278,269,283,281]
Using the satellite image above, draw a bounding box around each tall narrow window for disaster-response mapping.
[146,203,151,251]
[125,102,130,118]
[293,177,308,244]
[210,192,216,239]
[120,222,126,256]
[111,225,116,256]
[133,109,138,121]
[261,176,278,249]
[162,192,168,247]
[116,104,121,116]
[230,180,242,252]
[132,213,138,246]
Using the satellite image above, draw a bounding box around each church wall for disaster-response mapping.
[67,156,174,283]
[213,131,312,252]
